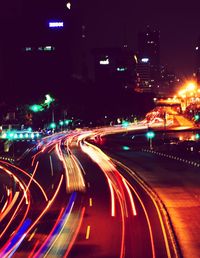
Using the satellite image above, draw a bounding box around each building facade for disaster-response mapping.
[136,26,160,93]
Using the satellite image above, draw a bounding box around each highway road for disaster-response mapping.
[0,127,180,257]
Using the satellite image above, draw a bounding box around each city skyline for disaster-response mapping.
[1,1,200,77]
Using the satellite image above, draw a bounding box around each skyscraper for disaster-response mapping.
[136,26,160,92]
[195,37,200,84]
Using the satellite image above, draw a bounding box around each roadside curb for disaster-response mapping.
[142,148,200,168]
[111,154,182,258]
[130,168,182,258]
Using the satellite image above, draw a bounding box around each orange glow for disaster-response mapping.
[85,225,91,240]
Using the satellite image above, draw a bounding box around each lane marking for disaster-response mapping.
[86,225,91,240]
[49,155,54,177]
[89,198,93,207]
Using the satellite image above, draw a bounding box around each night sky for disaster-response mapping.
[80,0,200,76]
[1,0,200,76]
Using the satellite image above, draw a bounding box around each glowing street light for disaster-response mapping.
[194,114,200,121]
[44,94,55,108]
[29,104,44,112]
[146,131,155,150]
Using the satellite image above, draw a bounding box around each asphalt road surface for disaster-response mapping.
[0,129,179,257]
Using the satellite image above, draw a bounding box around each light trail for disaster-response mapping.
[0,160,39,239]
[55,138,86,193]
[0,161,48,202]
[64,207,86,258]
[114,159,173,258]
[2,175,64,256]
[33,208,65,257]
[122,178,137,216]
[107,178,116,217]
[85,225,91,240]
[42,193,76,257]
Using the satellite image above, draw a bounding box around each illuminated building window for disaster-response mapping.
[117,67,127,72]
[100,58,109,65]
[44,46,55,51]
[25,47,32,52]
[141,58,149,63]
[38,46,55,52]
[48,21,64,28]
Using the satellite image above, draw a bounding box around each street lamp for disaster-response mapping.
[29,104,44,112]
[146,131,155,150]
[177,80,198,110]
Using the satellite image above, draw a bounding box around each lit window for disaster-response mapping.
[100,58,109,65]
[141,58,149,63]
[25,47,32,52]
[117,67,127,72]
[49,22,64,28]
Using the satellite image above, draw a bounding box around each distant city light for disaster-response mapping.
[134,55,138,63]
[25,47,32,52]
[117,67,127,72]
[100,58,109,65]
[196,46,199,50]
[44,46,54,51]
[38,46,55,52]
[141,58,149,63]
[49,21,64,28]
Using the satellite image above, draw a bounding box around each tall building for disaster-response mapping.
[195,37,200,84]
[136,26,160,92]
[0,0,85,102]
